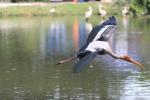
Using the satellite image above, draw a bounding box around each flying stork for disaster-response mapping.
[57,16,144,73]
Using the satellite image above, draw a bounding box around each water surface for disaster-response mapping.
[0,16,150,100]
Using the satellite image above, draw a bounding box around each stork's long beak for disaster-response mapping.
[129,58,144,69]
[124,57,144,69]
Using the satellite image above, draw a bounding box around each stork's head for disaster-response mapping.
[121,55,144,69]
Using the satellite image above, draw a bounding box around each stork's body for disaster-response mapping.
[57,16,144,73]
[49,6,56,14]
[98,4,107,18]
[122,6,129,17]
[85,6,93,21]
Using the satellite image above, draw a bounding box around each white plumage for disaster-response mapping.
[122,6,129,16]
[98,4,107,17]
[86,41,110,52]
[49,7,56,14]
[85,6,93,20]
[93,25,112,41]
[85,25,113,52]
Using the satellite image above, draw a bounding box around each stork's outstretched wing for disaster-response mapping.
[74,49,103,73]
[78,16,117,52]
[87,16,117,43]
[73,51,97,73]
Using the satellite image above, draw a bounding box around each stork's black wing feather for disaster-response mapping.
[87,16,117,44]
[73,50,102,73]
[73,52,97,73]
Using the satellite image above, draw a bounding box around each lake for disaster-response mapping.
[0,16,150,100]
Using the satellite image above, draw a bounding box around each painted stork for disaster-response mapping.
[122,6,129,17]
[98,4,107,18]
[57,16,144,73]
[85,6,93,21]
[49,6,56,14]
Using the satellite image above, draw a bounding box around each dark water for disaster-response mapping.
[0,16,150,100]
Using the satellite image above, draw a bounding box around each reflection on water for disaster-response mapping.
[115,16,129,67]
[73,19,79,50]
[0,16,150,99]
[85,21,93,35]
[48,21,66,55]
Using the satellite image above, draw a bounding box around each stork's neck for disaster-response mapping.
[108,51,122,59]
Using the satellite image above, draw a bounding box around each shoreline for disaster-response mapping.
[2,2,148,17]
[0,2,101,8]
[0,2,49,8]
[0,2,150,17]
[0,2,114,17]
[0,2,75,8]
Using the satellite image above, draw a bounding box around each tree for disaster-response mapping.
[144,0,150,14]
[130,0,150,15]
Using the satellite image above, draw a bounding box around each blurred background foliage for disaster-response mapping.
[130,0,150,15]
[0,0,150,16]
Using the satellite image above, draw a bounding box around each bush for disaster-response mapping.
[130,0,150,15]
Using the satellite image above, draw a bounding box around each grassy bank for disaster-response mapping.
[0,2,119,17]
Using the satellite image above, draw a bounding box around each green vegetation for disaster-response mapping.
[1,1,150,17]
[0,2,118,17]
[5,0,49,2]
[130,0,150,15]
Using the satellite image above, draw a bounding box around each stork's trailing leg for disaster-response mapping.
[56,56,77,65]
